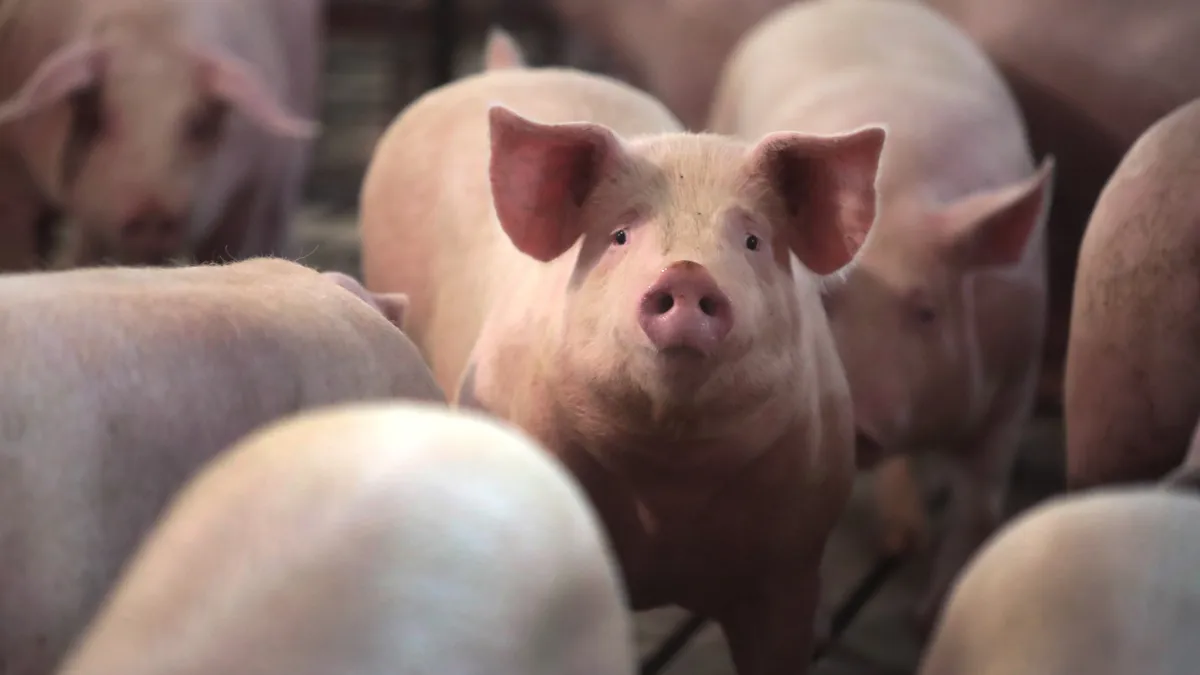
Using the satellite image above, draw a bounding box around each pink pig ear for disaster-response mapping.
[746,125,887,275]
[939,156,1056,269]
[483,26,527,71]
[488,104,624,262]
[322,270,409,329]
[0,41,102,126]
[192,47,319,139]
[371,292,410,329]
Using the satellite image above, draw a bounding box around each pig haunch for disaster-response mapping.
[0,257,444,675]
[920,488,1200,675]
[361,62,879,675]
[1065,98,1200,490]
[0,0,321,270]
[54,403,635,675]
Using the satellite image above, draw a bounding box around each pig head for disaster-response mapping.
[478,104,884,417]
[823,158,1055,456]
[0,9,316,266]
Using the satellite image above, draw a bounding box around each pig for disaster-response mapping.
[924,0,1200,410]
[543,0,791,130]
[483,25,527,71]
[1063,99,1200,490]
[0,0,321,271]
[919,488,1200,675]
[360,60,885,674]
[0,257,444,675]
[53,402,635,675]
[710,0,1056,630]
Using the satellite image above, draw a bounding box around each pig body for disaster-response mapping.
[0,0,321,270]
[0,258,443,675]
[712,0,1056,627]
[919,488,1200,675]
[1064,98,1200,490]
[361,54,886,674]
[544,0,791,130]
[925,0,1200,407]
[54,402,634,675]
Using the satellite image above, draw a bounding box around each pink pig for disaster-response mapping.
[920,488,1200,675]
[55,403,636,675]
[0,0,320,270]
[0,258,444,675]
[361,37,882,675]
[711,0,1056,630]
[1064,99,1200,490]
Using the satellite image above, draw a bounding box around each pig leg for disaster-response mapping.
[0,159,43,271]
[718,561,821,675]
[915,398,1028,632]
[871,455,931,556]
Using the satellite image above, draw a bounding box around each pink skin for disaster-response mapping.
[0,0,319,268]
[638,261,733,356]
[54,404,636,675]
[0,258,444,675]
[1064,99,1200,491]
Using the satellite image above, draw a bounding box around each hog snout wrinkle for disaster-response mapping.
[638,261,732,356]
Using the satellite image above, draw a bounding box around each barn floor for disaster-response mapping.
[295,205,1067,675]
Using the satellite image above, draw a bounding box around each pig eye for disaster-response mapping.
[69,85,105,143]
[745,234,760,251]
[612,229,628,246]
[186,99,228,146]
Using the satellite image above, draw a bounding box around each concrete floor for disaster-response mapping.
[295,206,1067,675]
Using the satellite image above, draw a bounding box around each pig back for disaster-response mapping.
[711,0,1012,136]
[360,67,681,394]
[0,259,443,675]
[1065,99,1200,489]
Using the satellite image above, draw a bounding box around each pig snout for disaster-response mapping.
[638,260,732,356]
[119,205,184,261]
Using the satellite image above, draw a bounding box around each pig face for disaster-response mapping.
[487,105,885,415]
[821,159,1055,454]
[0,26,317,265]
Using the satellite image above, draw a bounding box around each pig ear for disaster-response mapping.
[192,47,319,139]
[0,41,102,126]
[371,292,410,330]
[483,26,527,70]
[488,104,624,262]
[746,125,886,275]
[940,156,1056,269]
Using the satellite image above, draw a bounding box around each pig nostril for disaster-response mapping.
[699,296,719,316]
[653,293,674,315]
